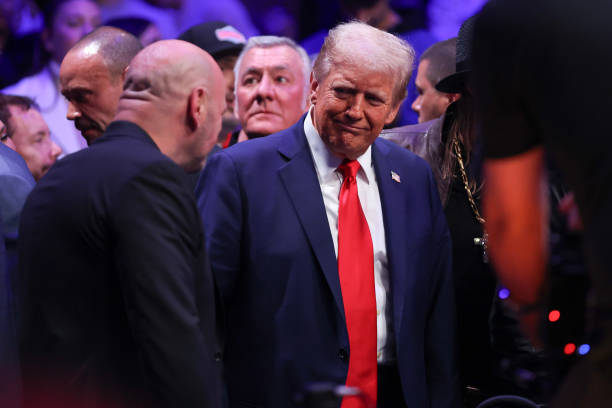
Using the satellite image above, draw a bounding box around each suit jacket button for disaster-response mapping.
[214,351,223,362]
[338,349,348,361]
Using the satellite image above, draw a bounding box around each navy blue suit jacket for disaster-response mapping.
[0,143,34,405]
[197,117,459,407]
[0,142,34,236]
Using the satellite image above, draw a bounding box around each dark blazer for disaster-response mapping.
[0,143,34,406]
[0,142,35,236]
[197,116,460,407]
[17,121,222,407]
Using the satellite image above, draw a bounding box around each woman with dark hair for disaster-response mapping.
[436,87,502,406]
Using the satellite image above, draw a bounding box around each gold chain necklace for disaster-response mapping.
[452,133,488,262]
[451,134,485,224]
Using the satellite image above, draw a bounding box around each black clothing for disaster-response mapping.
[474,0,612,405]
[444,175,498,401]
[17,121,222,407]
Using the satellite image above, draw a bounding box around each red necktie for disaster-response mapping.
[337,159,377,408]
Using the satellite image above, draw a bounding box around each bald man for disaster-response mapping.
[60,26,142,145]
[17,40,226,407]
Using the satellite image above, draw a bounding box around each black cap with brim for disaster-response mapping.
[436,15,476,94]
[178,21,246,59]
[435,70,469,94]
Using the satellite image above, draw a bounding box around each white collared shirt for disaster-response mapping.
[303,110,395,363]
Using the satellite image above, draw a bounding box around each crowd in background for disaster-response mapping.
[1,0,609,407]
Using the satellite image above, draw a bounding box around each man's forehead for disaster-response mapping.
[414,62,430,87]
[326,65,394,95]
[8,106,48,135]
[240,46,302,73]
[61,53,111,87]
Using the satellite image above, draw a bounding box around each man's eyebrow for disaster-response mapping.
[243,65,292,75]
[62,87,93,97]
[269,65,291,72]
[366,91,387,101]
[242,67,262,77]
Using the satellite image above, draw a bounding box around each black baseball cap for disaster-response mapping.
[178,21,246,59]
[435,16,475,94]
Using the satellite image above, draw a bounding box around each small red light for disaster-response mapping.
[548,310,561,322]
[564,343,576,355]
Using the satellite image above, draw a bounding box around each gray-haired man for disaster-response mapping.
[227,35,310,146]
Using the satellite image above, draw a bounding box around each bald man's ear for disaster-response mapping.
[187,87,207,132]
[121,66,129,84]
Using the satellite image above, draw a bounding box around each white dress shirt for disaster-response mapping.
[303,110,395,363]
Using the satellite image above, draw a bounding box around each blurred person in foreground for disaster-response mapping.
[16,39,225,407]
[474,0,612,406]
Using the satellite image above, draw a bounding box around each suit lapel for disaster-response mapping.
[372,140,408,336]
[277,121,345,319]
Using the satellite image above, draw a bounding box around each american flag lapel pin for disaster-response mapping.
[391,171,401,183]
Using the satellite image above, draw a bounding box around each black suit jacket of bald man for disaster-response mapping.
[16,121,222,408]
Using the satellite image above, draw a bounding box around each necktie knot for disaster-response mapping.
[338,159,360,180]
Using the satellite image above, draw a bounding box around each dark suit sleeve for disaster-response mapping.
[0,173,34,236]
[111,161,219,407]
[424,171,461,408]
[196,151,243,307]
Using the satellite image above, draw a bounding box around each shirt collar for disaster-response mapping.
[303,108,373,184]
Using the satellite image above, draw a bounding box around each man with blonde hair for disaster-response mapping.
[199,21,459,408]
[17,40,225,407]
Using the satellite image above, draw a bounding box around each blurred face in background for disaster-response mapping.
[411,59,459,123]
[43,0,101,64]
[5,106,61,180]
[217,54,239,121]
[215,54,241,140]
